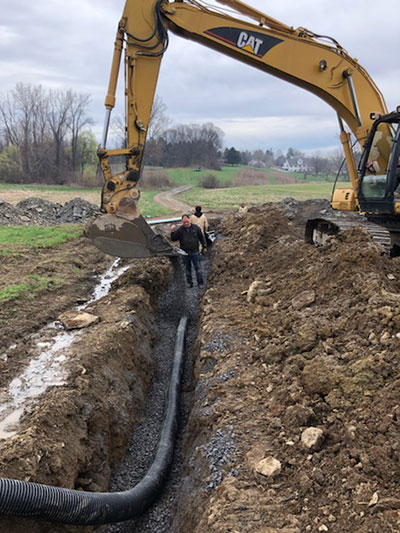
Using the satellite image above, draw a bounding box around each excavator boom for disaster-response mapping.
[89,0,395,258]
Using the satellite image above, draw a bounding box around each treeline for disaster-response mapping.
[223,146,350,177]
[0,83,96,184]
[0,86,349,186]
[144,123,224,169]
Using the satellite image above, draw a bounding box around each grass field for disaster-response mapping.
[180,182,346,210]
[0,184,171,217]
[0,167,347,216]
[136,191,173,217]
[164,166,340,186]
[0,225,83,253]
[165,166,248,185]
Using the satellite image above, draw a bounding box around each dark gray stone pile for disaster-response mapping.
[0,197,100,226]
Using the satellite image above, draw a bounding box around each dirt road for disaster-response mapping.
[153,185,193,214]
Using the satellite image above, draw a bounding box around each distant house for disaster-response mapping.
[248,160,267,168]
[281,157,311,172]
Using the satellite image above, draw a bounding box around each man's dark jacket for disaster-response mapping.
[171,223,206,253]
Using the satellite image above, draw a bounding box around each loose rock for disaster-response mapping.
[301,427,324,452]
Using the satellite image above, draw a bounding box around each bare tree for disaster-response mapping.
[148,95,170,140]
[158,122,223,168]
[286,147,304,159]
[0,91,20,146]
[110,113,126,148]
[0,83,51,180]
[0,83,93,183]
[47,89,70,175]
[67,91,92,172]
[310,153,328,175]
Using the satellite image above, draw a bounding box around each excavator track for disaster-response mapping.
[305,215,393,255]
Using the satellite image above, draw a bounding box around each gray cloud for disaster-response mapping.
[1,0,399,152]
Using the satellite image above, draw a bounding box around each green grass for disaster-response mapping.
[0,225,83,252]
[163,165,340,187]
[180,182,348,210]
[289,172,344,183]
[139,190,173,217]
[0,274,60,302]
[164,165,251,185]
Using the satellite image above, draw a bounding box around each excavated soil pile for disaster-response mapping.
[173,203,400,532]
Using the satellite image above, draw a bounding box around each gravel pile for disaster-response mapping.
[99,255,210,533]
[0,197,100,225]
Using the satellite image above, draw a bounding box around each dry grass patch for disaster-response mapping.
[234,168,299,186]
[141,168,173,189]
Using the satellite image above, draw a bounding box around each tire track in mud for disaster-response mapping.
[97,253,210,533]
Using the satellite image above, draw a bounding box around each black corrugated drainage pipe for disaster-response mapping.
[0,316,188,526]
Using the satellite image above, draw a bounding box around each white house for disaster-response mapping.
[282,157,311,172]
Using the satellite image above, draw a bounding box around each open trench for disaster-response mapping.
[0,239,212,532]
[97,254,210,532]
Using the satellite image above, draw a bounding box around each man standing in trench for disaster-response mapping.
[190,205,209,246]
[170,214,206,288]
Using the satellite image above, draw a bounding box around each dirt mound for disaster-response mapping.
[174,203,400,532]
[267,168,300,184]
[0,197,100,225]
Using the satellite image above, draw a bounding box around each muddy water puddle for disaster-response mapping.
[0,259,130,440]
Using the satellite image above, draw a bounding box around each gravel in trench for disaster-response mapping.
[97,252,210,533]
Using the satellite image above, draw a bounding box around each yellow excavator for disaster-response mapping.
[87,0,400,257]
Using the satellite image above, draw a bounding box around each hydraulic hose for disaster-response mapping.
[0,316,188,526]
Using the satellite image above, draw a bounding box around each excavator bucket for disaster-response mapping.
[87,213,183,258]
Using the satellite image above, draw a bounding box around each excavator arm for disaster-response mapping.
[88,1,179,258]
[89,0,391,258]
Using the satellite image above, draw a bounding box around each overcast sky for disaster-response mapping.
[1,0,399,153]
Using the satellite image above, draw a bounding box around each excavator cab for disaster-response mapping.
[358,110,400,215]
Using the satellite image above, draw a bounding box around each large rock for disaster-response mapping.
[291,290,316,310]
[58,310,100,330]
[255,456,281,478]
[247,279,274,303]
[57,198,100,223]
